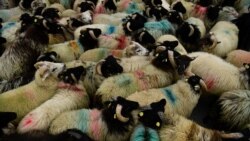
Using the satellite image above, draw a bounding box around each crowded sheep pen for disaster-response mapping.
[0,0,250,140]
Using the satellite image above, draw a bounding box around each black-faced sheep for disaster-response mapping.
[49,96,139,141]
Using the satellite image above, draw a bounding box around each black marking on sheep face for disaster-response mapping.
[42,8,60,21]
[143,6,162,21]
[19,0,35,10]
[101,55,123,78]
[187,75,202,94]
[78,2,95,12]
[172,1,186,14]
[132,29,155,49]
[176,22,201,51]
[33,6,46,16]
[138,99,166,129]
[143,0,162,7]
[58,66,86,84]
[37,51,58,62]
[68,18,85,29]
[19,13,35,32]
[102,96,139,134]
[57,129,93,141]
[207,5,221,21]
[152,50,173,71]
[79,28,102,51]
[104,0,117,12]
[45,21,64,34]
[166,10,184,25]
[160,41,179,51]
[122,14,147,35]
[174,55,194,75]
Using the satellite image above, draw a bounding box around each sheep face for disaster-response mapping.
[103,96,139,133]
[166,10,184,25]
[174,55,194,75]
[58,66,86,84]
[123,13,147,35]
[186,75,207,94]
[78,2,95,12]
[172,1,186,14]
[79,10,93,24]
[79,28,102,50]
[104,0,117,13]
[67,18,85,30]
[132,30,156,48]
[19,0,35,10]
[96,55,123,78]
[34,61,66,81]
[42,8,61,21]
[138,99,166,129]
[198,32,220,50]
[207,5,221,21]
[143,0,162,7]
[155,40,179,53]
[44,21,64,34]
[37,51,59,62]
[143,6,162,21]
[125,41,150,57]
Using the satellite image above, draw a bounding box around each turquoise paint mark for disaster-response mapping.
[77,109,90,133]
[0,22,16,35]
[224,30,230,35]
[0,10,10,22]
[161,88,176,104]
[126,2,142,14]
[60,0,71,9]
[130,124,160,141]
[116,75,132,87]
[105,25,116,34]
[145,20,175,34]
[77,39,85,53]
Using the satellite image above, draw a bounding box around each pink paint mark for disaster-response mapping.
[24,118,33,127]
[25,90,35,101]
[119,0,131,10]
[57,82,85,93]
[192,5,207,19]
[90,110,102,140]
[134,70,149,90]
[205,77,214,90]
[116,35,127,49]
[95,5,106,14]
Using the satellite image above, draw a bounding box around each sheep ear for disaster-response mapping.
[34,61,46,69]
[96,60,105,75]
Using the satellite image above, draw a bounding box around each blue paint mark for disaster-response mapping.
[161,88,176,104]
[77,39,85,53]
[224,30,230,35]
[126,2,142,14]
[60,0,71,9]
[145,20,175,34]
[0,22,16,35]
[105,25,116,34]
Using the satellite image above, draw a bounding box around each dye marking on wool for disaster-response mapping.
[105,25,116,34]
[90,109,102,140]
[60,0,71,9]
[24,118,33,127]
[78,109,91,133]
[0,22,16,35]
[116,75,132,86]
[125,2,141,14]
[205,77,214,90]
[161,88,176,104]
[116,35,127,49]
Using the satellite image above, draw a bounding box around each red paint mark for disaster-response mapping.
[205,78,214,90]
[57,82,84,92]
[192,5,207,19]
[24,118,33,127]
[116,35,127,49]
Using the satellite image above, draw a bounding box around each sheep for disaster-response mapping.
[0,19,50,81]
[234,0,250,14]
[93,52,195,107]
[17,66,90,133]
[217,89,250,131]
[74,13,147,38]
[47,28,102,62]
[127,74,207,118]
[176,18,206,52]
[49,96,139,141]
[131,29,156,50]
[137,99,246,141]
[171,0,195,20]
[1,129,93,141]
[93,12,129,26]
[80,41,149,62]
[0,61,66,123]
[73,0,97,13]
[199,21,238,58]
[187,52,250,94]
[156,34,187,55]
[226,50,250,68]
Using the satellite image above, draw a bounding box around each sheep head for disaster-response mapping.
[19,0,35,10]
[174,54,195,75]
[138,99,166,129]
[79,28,102,50]
[41,7,61,22]
[166,10,184,25]
[104,0,117,13]
[125,41,149,57]
[58,66,86,84]
[199,32,221,50]
[78,1,96,13]
[185,75,207,93]
[207,5,221,21]
[132,29,156,47]
[172,1,186,14]
[67,18,85,30]
[34,61,66,81]
[78,10,93,24]
[143,0,162,7]
[37,51,59,62]
[96,55,123,78]
[123,13,147,35]
[155,40,179,53]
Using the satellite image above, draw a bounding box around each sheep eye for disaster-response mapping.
[52,68,57,72]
